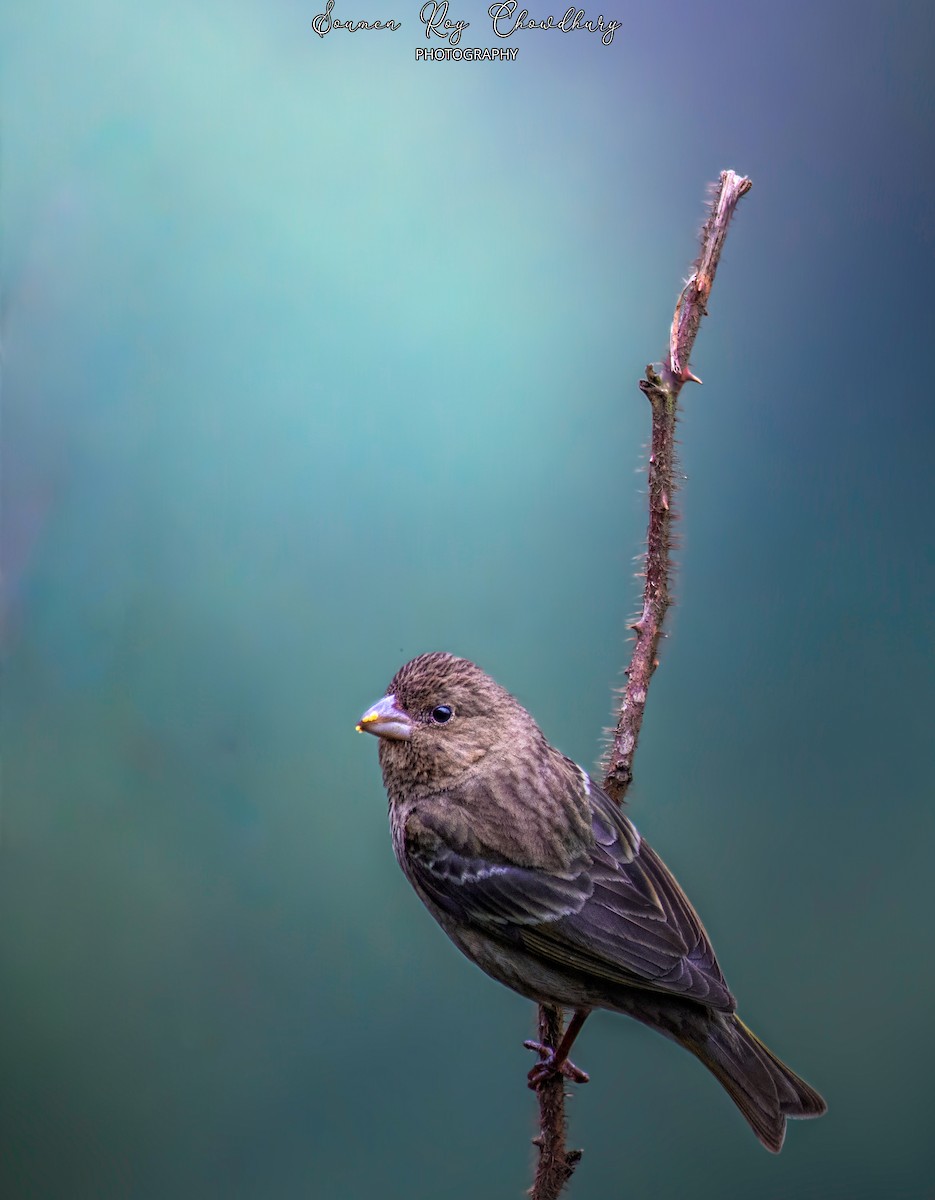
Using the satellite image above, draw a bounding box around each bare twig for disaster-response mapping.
[603,169,752,804]
[528,1004,582,1199]
[529,169,752,1199]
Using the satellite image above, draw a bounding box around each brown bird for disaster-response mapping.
[358,652,826,1151]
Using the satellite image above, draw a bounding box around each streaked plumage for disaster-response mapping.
[358,652,826,1151]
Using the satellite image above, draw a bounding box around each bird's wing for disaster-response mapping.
[518,782,735,1011]
[403,807,595,927]
[404,779,734,1012]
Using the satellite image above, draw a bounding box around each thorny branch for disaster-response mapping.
[529,170,753,1200]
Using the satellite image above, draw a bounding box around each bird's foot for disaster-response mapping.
[523,1040,590,1090]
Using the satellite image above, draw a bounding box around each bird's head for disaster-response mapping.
[357,652,536,799]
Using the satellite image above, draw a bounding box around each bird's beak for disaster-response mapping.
[356,693,413,741]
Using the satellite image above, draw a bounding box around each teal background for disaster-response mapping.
[3,2,934,1197]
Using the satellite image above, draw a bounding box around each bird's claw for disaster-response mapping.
[523,1040,590,1090]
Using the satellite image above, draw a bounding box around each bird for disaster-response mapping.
[357,651,826,1152]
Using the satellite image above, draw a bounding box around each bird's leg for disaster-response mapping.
[524,1008,591,1090]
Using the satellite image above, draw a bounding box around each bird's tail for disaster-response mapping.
[686,1012,826,1152]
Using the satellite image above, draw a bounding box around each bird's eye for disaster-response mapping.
[430,705,453,725]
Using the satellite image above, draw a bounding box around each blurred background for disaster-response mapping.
[3,1,934,1197]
